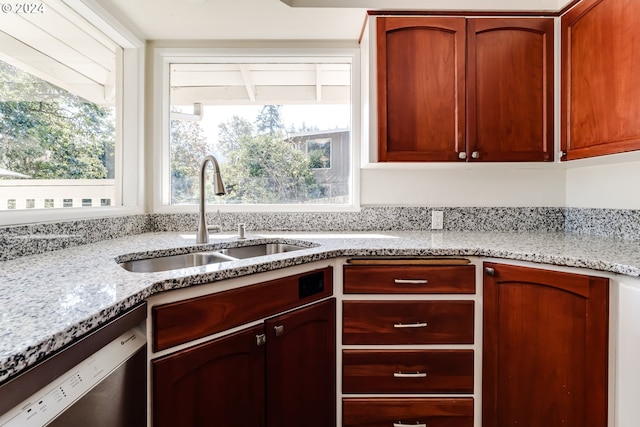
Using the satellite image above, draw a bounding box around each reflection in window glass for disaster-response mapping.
[169,60,351,206]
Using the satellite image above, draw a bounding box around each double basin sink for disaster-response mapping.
[119,243,307,273]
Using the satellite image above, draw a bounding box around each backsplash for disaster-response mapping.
[0,207,637,261]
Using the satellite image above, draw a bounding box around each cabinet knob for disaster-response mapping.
[458,152,467,160]
[256,334,266,346]
[485,267,496,276]
[274,325,284,337]
[471,151,480,159]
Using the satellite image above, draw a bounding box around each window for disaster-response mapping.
[0,0,143,223]
[158,49,359,210]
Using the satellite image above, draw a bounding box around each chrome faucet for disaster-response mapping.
[196,155,226,244]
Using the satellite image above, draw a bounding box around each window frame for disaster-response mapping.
[0,1,144,226]
[152,46,361,214]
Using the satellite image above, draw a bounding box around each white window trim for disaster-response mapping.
[0,0,145,226]
[152,46,361,214]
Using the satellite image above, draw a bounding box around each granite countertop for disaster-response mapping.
[2,230,640,384]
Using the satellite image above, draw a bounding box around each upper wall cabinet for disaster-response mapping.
[376,16,554,163]
[561,0,640,160]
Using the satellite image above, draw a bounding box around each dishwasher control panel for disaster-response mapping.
[0,327,145,427]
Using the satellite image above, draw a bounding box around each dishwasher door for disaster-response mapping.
[0,326,146,427]
[48,344,146,427]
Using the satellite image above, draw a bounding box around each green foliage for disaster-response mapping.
[0,61,115,179]
[170,117,215,204]
[213,109,320,204]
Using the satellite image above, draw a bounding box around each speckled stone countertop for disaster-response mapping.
[2,230,640,384]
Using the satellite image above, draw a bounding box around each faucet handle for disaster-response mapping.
[237,223,246,239]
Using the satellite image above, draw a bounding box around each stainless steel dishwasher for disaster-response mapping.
[0,304,147,427]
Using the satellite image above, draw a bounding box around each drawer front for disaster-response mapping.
[343,301,474,345]
[343,350,474,394]
[152,267,332,351]
[343,398,474,427]
[344,265,475,294]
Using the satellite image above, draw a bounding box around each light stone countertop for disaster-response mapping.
[2,230,640,384]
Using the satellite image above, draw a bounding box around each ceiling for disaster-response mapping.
[99,0,367,41]
[97,0,575,42]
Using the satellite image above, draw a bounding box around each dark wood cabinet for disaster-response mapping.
[561,0,640,160]
[153,324,266,427]
[377,17,466,162]
[342,261,476,425]
[377,16,553,162]
[153,298,335,427]
[266,298,336,427]
[483,262,608,427]
[467,18,554,162]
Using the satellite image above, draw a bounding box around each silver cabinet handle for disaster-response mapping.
[393,322,427,328]
[485,267,496,276]
[458,152,467,160]
[471,151,480,159]
[394,279,428,285]
[393,372,427,378]
[393,423,426,427]
[274,325,284,336]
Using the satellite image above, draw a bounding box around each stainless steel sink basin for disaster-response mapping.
[217,243,306,259]
[119,251,236,273]
[119,243,308,273]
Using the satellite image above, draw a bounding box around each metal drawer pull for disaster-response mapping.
[393,322,428,328]
[393,371,427,378]
[393,423,426,427]
[394,279,428,284]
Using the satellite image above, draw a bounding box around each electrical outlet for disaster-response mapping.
[431,210,444,230]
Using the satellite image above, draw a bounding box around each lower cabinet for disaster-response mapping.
[153,298,336,427]
[483,262,609,427]
[342,260,477,426]
[343,398,474,427]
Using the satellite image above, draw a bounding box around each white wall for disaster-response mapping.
[360,166,565,207]
[565,157,640,209]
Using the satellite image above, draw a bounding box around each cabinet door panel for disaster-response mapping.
[266,299,336,427]
[343,398,474,427]
[343,300,474,345]
[562,0,640,160]
[152,324,265,427]
[483,262,608,427]
[467,18,554,162]
[377,17,466,162]
[343,349,474,393]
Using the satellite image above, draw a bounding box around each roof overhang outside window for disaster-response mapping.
[0,0,119,105]
[170,61,351,106]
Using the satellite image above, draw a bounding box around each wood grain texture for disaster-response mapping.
[562,0,640,160]
[343,264,475,294]
[343,398,474,427]
[467,18,554,161]
[152,266,332,351]
[266,299,336,427]
[343,300,474,345]
[377,17,466,162]
[483,262,608,427]
[343,349,474,393]
[153,324,266,427]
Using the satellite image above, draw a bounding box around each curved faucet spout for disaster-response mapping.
[197,155,226,244]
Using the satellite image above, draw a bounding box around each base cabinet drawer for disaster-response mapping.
[343,398,474,427]
[343,350,474,393]
[343,301,474,345]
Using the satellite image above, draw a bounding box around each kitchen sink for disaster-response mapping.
[217,243,306,259]
[119,243,308,273]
